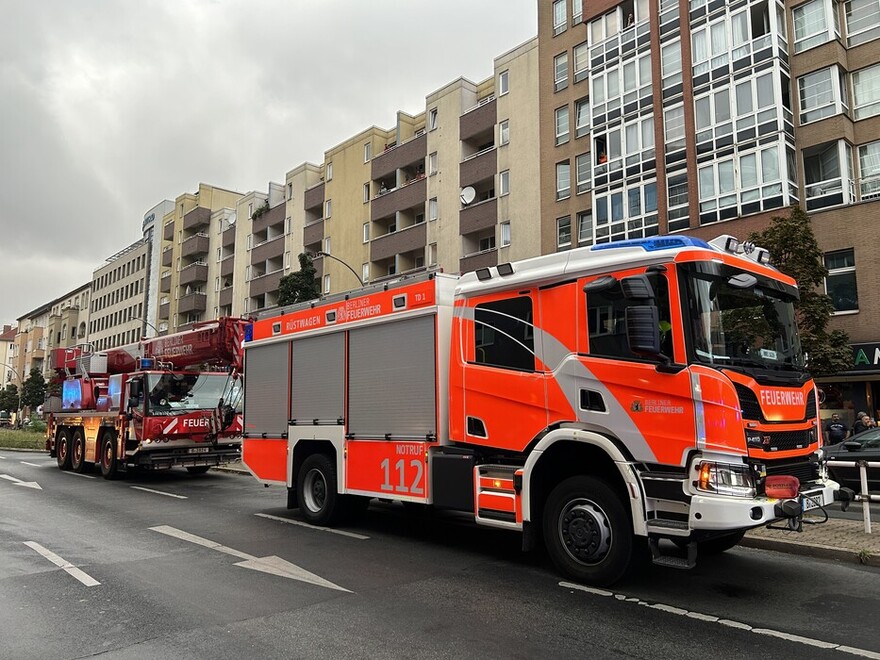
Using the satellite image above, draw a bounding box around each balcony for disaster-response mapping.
[249,270,283,298]
[303,219,324,248]
[460,97,496,141]
[460,248,498,273]
[304,182,325,213]
[251,235,284,264]
[181,233,210,258]
[460,147,497,188]
[219,287,233,307]
[163,220,174,241]
[183,206,210,231]
[222,226,236,248]
[178,292,207,314]
[162,247,173,267]
[179,262,208,286]
[221,255,234,277]
[160,273,171,293]
[370,222,427,263]
[371,132,427,180]
[371,176,427,221]
[459,197,498,235]
[253,202,285,234]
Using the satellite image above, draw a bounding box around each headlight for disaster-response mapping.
[696,461,756,498]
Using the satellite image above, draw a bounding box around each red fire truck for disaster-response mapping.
[46,317,247,478]
[241,236,844,585]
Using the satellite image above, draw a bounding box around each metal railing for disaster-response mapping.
[826,458,880,533]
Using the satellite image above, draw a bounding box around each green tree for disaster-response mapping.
[21,367,47,409]
[278,253,321,306]
[0,383,18,411]
[748,206,850,376]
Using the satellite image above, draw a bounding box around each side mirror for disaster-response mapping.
[626,305,661,356]
[128,380,142,406]
[843,441,862,452]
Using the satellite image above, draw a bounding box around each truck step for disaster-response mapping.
[646,518,690,537]
[648,536,696,570]
[474,464,523,529]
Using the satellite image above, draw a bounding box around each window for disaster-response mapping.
[326,162,333,181]
[573,42,589,83]
[667,171,690,231]
[556,161,571,200]
[323,274,331,294]
[362,263,370,283]
[363,183,370,202]
[429,197,438,221]
[287,182,293,199]
[429,108,438,130]
[324,237,331,254]
[845,0,880,46]
[554,52,569,91]
[577,211,592,244]
[859,140,880,199]
[557,216,572,248]
[664,105,686,152]
[479,235,496,252]
[794,0,837,51]
[364,142,372,162]
[576,153,591,194]
[593,180,659,242]
[572,0,582,25]
[587,273,671,360]
[803,140,849,209]
[474,296,535,371]
[363,222,370,243]
[500,222,511,247]
[555,105,570,145]
[661,40,682,88]
[429,152,438,174]
[324,199,332,218]
[825,249,858,312]
[429,243,438,265]
[553,0,567,35]
[798,66,847,123]
[498,70,509,95]
[499,170,510,196]
[590,10,619,45]
[575,98,590,138]
[499,119,510,146]
[853,63,880,119]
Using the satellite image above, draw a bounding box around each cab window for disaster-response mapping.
[474,296,535,371]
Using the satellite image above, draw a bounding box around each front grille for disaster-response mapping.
[734,384,816,423]
[764,429,816,451]
[761,457,819,485]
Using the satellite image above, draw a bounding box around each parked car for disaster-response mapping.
[0,410,11,428]
[824,428,880,493]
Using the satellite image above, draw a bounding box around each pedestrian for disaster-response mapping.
[822,413,848,445]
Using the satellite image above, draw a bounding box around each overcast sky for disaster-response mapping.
[0,0,537,327]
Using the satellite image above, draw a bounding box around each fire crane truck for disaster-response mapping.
[241,236,846,586]
[46,317,247,479]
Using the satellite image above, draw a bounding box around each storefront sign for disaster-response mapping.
[850,342,880,372]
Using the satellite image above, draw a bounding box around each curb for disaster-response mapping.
[0,447,48,453]
[741,535,879,567]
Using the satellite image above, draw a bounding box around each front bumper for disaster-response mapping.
[688,479,840,531]
[129,444,241,469]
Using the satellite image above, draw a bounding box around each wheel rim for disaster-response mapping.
[73,438,82,464]
[103,440,113,468]
[557,498,613,566]
[59,437,68,461]
[302,468,327,513]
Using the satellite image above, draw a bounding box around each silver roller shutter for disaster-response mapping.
[291,333,344,423]
[348,315,436,439]
[243,341,290,436]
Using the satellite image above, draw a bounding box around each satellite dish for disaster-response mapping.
[460,186,476,205]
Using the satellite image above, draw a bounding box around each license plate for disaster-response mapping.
[187,447,210,454]
[801,491,822,512]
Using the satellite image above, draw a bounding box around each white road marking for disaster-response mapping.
[560,582,880,659]
[20,461,45,467]
[150,524,350,592]
[256,513,370,540]
[64,471,97,479]
[23,541,100,587]
[0,473,42,489]
[130,486,187,499]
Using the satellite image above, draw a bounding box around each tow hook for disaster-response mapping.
[835,486,856,512]
[773,499,803,531]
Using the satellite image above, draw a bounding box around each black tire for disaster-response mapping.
[186,466,211,475]
[297,454,343,525]
[99,432,119,480]
[71,430,87,473]
[56,429,72,471]
[543,475,633,587]
[699,530,746,555]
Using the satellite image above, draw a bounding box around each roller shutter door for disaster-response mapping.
[291,333,344,423]
[243,341,290,436]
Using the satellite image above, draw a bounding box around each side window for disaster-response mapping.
[474,296,535,371]
[587,273,671,359]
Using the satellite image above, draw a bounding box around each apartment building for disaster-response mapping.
[0,325,17,386]
[89,240,149,351]
[537,0,880,418]
[143,200,174,337]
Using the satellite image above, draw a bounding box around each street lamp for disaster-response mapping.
[0,362,23,426]
[313,251,365,287]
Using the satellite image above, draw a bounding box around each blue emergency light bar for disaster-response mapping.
[591,236,712,252]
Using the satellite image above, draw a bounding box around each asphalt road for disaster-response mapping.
[2,452,879,660]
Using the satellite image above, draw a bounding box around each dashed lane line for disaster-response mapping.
[23,541,100,587]
[63,471,97,479]
[559,581,880,659]
[130,486,187,499]
[255,513,370,540]
[21,461,46,467]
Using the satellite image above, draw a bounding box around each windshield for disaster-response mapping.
[145,373,234,414]
[681,262,804,372]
